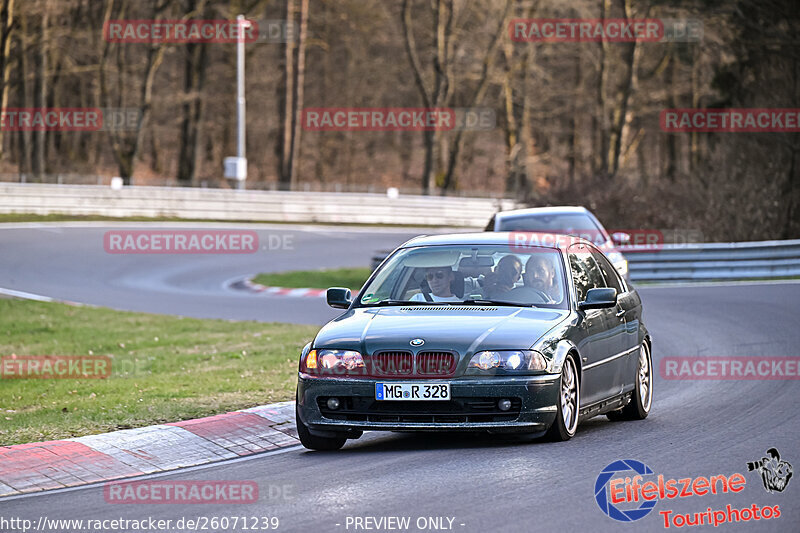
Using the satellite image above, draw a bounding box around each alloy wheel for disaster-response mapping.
[638,344,652,413]
[560,357,579,434]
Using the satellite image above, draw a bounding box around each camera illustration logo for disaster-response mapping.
[595,459,657,522]
[747,448,793,493]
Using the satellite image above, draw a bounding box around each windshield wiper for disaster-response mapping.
[365,299,533,308]
[366,300,448,307]
[461,299,531,307]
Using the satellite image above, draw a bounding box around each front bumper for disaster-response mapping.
[297,374,560,434]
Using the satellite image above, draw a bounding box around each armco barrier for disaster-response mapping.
[0,182,517,227]
[2,182,798,283]
[627,239,800,282]
[370,240,800,282]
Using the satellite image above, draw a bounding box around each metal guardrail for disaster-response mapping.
[0,182,517,228]
[0,173,511,198]
[2,182,797,283]
[372,240,800,283]
[626,239,800,282]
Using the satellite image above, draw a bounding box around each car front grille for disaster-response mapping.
[416,351,456,376]
[369,351,414,376]
[317,396,522,423]
[366,350,457,378]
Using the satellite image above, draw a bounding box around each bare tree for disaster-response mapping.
[502,0,537,198]
[99,0,168,185]
[276,0,309,190]
[440,0,511,193]
[287,0,308,188]
[0,0,15,161]
[176,0,209,186]
[592,0,610,177]
[607,0,646,178]
[401,0,449,194]
[0,0,796,240]
[32,0,49,180]
[402,0,509,194]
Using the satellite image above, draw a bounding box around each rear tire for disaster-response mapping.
[546,354,580,441]
[296,405,347,451]
[607,342,652,421]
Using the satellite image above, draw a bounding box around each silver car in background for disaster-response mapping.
[485,206,630,280]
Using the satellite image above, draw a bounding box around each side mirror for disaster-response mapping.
[579,287,617,310]
[326,287,352,309]
[611,232,631,245]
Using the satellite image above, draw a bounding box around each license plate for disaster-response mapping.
[376,382,450,401]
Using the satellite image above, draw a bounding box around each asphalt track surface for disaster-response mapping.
[1,223,799,532]
[0,222,431,324]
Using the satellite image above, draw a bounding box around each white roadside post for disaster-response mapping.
[224,15,249,190]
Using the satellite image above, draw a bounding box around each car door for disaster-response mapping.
[567,243,619,405]
[590,246,637,395]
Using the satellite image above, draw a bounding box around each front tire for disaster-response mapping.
[546,354,580,441]
[296,405,347,451]
[608,342,652,421]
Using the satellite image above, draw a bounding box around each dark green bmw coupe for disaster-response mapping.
[295,232,652,450]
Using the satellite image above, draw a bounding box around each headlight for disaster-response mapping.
[466,350,547,374]
[301,349,365,376]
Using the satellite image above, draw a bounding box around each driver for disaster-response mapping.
[410,266,461,302]
[509,253,562,303]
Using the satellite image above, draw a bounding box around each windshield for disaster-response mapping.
[497,213,608,246]
[358,245,568,309]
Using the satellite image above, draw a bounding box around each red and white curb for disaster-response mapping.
[228,276,358,298]
[0,401,298,498]
[249,284,328,298]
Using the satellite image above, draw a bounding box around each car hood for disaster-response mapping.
[313,306,569,356]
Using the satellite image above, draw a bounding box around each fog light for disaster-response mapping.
[498,399,512,411]
[326,397,341,410]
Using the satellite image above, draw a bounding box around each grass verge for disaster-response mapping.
[0,299,317,446]
[252,267,371,290]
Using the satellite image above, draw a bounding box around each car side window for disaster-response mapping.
[568,244,606,303]
[590,248,624,293]
[360,263,406,303]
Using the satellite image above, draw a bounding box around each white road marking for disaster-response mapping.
[0,287,56,302]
